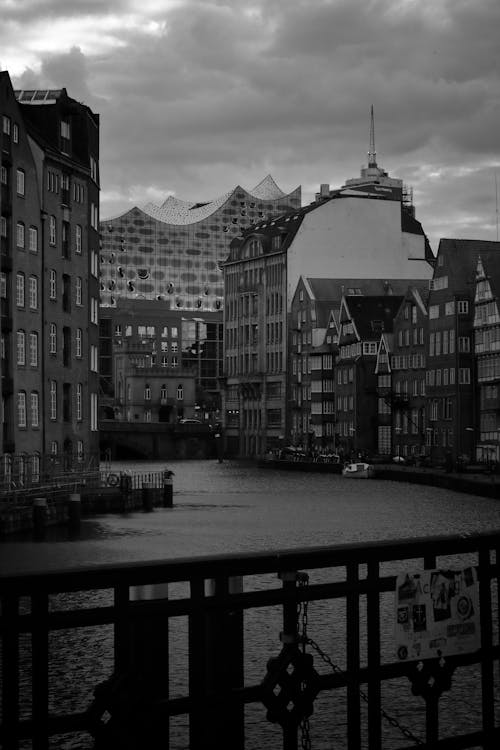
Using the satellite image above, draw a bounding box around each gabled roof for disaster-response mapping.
[341,295,404,340]
[435,239,500,295]
[306,277,425,301]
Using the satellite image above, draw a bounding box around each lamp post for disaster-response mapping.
[394,427,402,462]
[465,427,475,465]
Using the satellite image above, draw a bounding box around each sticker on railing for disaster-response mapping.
[395,567,479,661]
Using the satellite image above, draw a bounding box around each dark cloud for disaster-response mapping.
[6,0,500,251]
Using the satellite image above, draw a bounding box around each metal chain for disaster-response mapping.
[298,574,312,750]
[296,573,425,748]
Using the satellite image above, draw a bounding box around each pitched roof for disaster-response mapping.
[306,277,425,301]
[343,295,404,339]
[435,239,500,295]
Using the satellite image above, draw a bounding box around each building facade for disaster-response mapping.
[426,239,500,465]
[473,255,500,463]
[99,299,223,425]
[1,72,100,478]
[99,176,301,311]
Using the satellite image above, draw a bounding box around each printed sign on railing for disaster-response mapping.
[395,567,479,661]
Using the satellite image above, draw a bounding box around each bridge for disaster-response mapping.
[99,420,218,460]
[0,530,498,748]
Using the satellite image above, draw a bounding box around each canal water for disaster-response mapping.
[1,460,499,749]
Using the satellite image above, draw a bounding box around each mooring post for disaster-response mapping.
[142,482,153,512]
[33,497,47,540]
[67,493,81,534]
[162,470,174,508]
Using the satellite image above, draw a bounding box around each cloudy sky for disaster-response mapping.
[2,0,499,252]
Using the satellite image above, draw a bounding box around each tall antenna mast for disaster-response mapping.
[495,171,499,241]
[368,105,377,168]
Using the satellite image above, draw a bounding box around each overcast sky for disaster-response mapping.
[2,0,499,253]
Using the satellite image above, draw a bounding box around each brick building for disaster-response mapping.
[99,299,222,425]
[473,254,500,464]
[426,239,500,464]
[1,72,100,478]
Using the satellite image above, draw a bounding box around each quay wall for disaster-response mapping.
[0,486,169,536]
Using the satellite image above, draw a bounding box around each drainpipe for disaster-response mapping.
[40,210,47,457]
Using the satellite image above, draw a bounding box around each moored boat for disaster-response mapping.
[342,462,375,479]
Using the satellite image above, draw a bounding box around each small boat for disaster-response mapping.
[342,462,375,479]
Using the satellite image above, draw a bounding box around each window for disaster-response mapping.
[13,123,19,143]
[459,368,471,384]
[76,440,84,461]
[0,216,6,237]
[0,166,7,185]
[49,323,57,354]
[445,301,455,316]
[76,383,83,421]
[458,336,470,353]
[17,391,26,427]
[2,115,11,135]
[91,250,99,277]
[90,156,98,183]
[91,297,98,324]
[171,327,178,339]
[75,224,82,254]
[62,221,70,258]
[75,328,82,358]
[91,392,98,431]
[49,215,56,245]
[50,440,58,456]
[16,330,25,365]
[144,384,151,400]
[63,326,71,366]
[90,344,98,372]
[91,203,99,230]
[49,269,57,300]
[29,332,38,367]
[16,221,25,248]
[76,277,82,306]
[28,226,38,253]
[429,305,439,319]
[16,273,25,307]
[61,120,71,140]
[457,300,469,315]
[30,392,39,427]
[176,384,184,400]
[16,169,25,196]
[28,276,38,309]
[0,272,6,298]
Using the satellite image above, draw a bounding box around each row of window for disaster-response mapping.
[397,327,425,347]
[115,324,179,339]
[2,115,19,142]
[16,383,85,426]
[429,300,469,318]
[46,169,85,203]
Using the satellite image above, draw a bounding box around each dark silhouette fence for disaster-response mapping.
[0,530,499,749]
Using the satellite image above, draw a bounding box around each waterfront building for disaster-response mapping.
[389,286,429,460]
[222,152,433,456]
[426,239,500,465]
[288,277,422,452]
[0,72,100,477]
[99,299,222,424]
[336,295,404,457]
[98,176,301,310]
[473,254,500,463]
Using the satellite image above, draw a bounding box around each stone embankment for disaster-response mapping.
[374,464,500,499]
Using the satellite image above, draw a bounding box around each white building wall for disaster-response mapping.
[286,198,432,309]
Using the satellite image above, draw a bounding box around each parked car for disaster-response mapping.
[178,418,202,424]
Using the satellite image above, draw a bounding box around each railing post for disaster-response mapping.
[367,561,382,750]
[32,591,49,750]
[1,594,20,750]
[346,563,361,750]
[280,571,299,750]
[203,576,244,750]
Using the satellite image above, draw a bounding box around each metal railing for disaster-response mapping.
[0,530,499,749]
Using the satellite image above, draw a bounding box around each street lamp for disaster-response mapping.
[465,427,474,464]
[394,427,402,462]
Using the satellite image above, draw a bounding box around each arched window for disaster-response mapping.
[160,384,167,400]
[30,391,39,427]
[144,384,151,401]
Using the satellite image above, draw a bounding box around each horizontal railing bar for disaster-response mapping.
[1,529,498,594]
[2,562,498,635]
